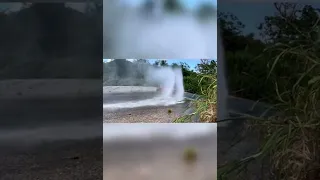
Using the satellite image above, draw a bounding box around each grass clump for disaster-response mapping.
[218,21,320,180]
[174,63,217,123]
[195,74,217,123]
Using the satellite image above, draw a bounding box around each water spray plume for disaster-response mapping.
[103,0,217,59]
[103,60,185,110]
[146,66,184,101]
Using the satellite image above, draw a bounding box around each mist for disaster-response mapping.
[103,60,185,109]
[103,0,217,59]
[145,65,184,101]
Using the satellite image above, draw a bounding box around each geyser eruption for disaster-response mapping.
[173,67,184,101]
[146,66,184,101]
[103,0,217,59]
[103,60,185,110]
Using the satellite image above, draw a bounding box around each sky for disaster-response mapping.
[0,0,218,13]
[122,0,217,9]
[219,3,320,38]
[103,59,201,71]
[1,2,318,38]
[148,59,200,70]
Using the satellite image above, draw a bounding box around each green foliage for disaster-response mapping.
[174,59,217,123]
[163,0,184,13]
[196,59,217,75]
[196,2,216,20]
[184,75,200,94]
[154,60,169,67]
[221,3,320,104]
[153,59,216,95]
[219,3,320,180]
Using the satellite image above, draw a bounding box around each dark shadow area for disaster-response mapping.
[0,2,102,180]
[218,2,320,180]
[0,3,102,79]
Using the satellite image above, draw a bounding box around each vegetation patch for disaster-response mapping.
[218,3,320,180]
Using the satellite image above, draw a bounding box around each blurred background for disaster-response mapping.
[103,59,217,123]
[218,2,320,180]
[0,2,103,180]
[0,2,102,79]
[103,0,217,59]
[103,123,217,180]
[103,59,216,94]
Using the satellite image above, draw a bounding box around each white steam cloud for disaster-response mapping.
[103,0,217,59]
[103,61,186,110]
[145,66,184,101]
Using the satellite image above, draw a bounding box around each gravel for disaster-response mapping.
[103,104,188,123]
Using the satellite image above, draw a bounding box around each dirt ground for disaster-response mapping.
[103,91,193,123]
[103,105,186,123]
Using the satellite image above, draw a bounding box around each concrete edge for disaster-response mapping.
[103,86,157,93]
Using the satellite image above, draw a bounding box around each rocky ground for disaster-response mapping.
[103,104,188,123]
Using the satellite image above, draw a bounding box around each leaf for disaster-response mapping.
[308,76,320,85]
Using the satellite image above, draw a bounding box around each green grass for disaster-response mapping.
[174,73,217,123]
[218,31,320,180]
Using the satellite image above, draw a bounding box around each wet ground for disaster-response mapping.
[103,92,192,123]
[104,134,217,180]
[103,92,156,103]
